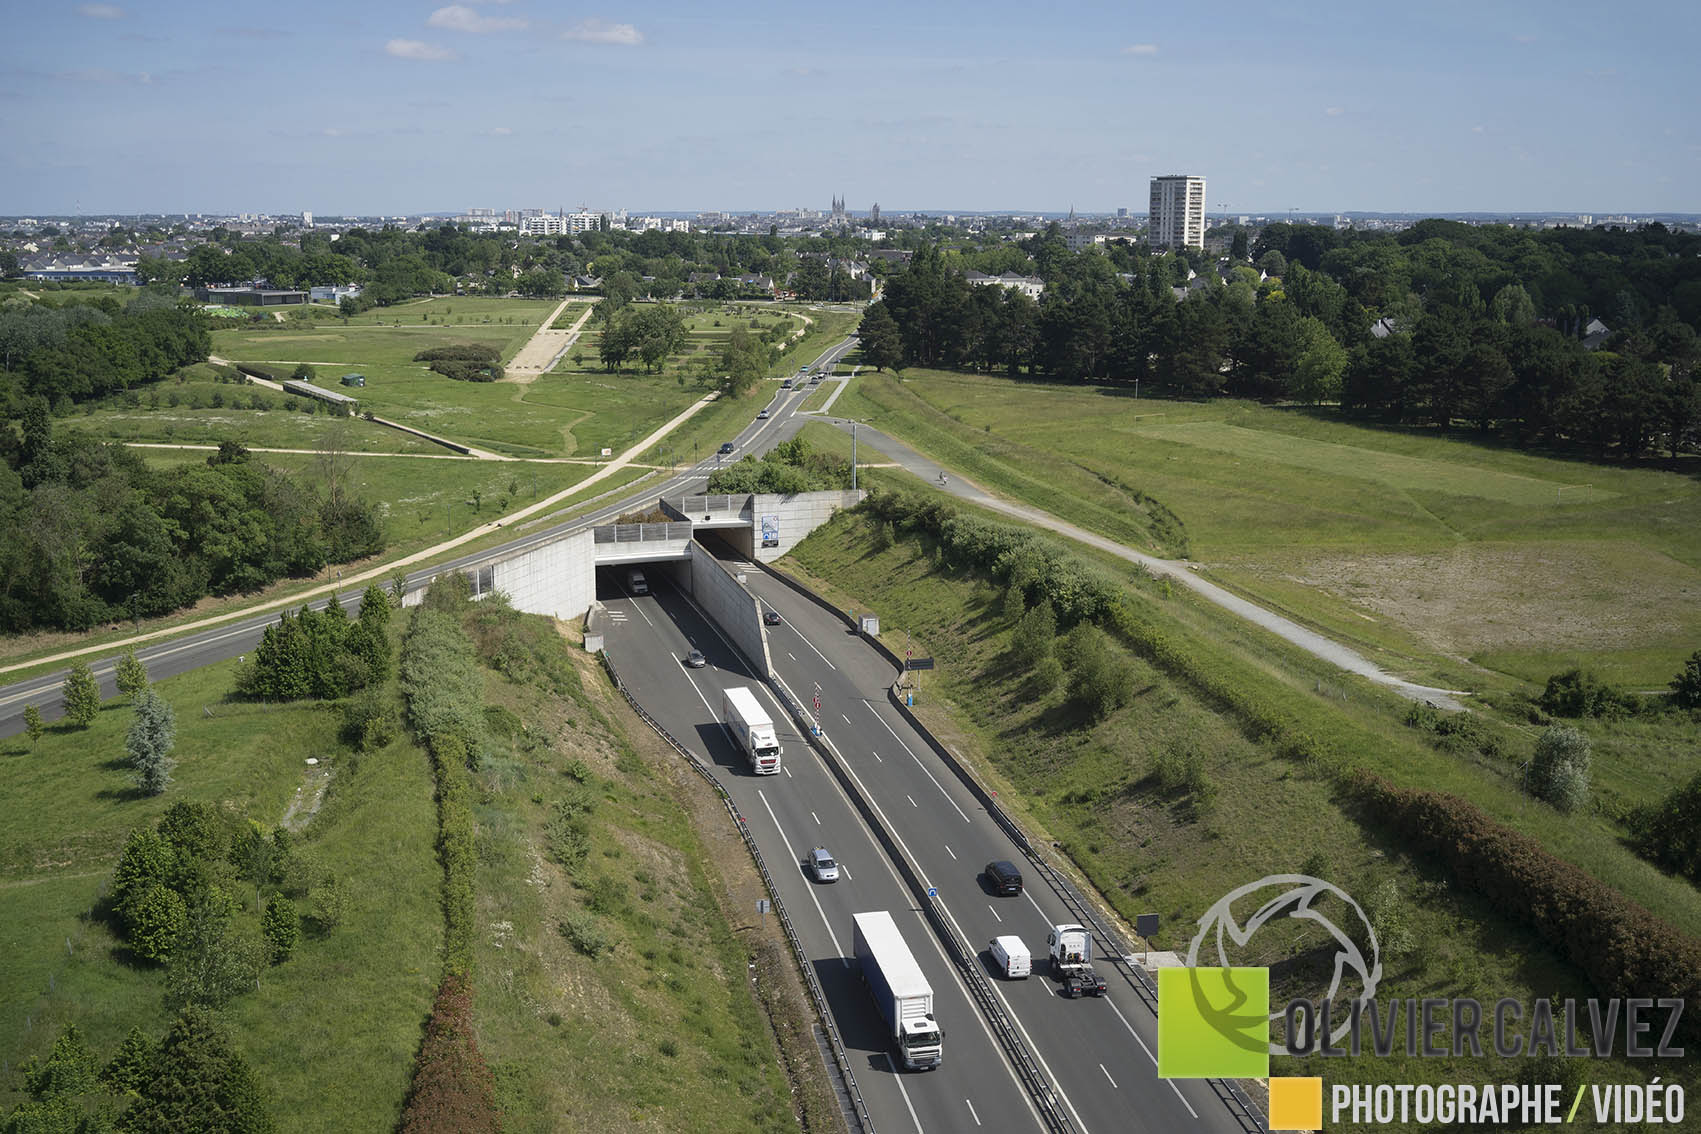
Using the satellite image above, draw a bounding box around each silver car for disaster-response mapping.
[807,847,840,882]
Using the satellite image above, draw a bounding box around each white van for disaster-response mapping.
[989,935,1031,979]
[627,569,649,595]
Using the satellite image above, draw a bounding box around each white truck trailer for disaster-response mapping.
[721,686,782,774]
[852,911,943,1070]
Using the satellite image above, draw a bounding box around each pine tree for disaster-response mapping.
[62,661,101,727]
[858,302,903,371]
[101,1026,159,1094]
[23,703,44,744]
[126,690,177,796]
[114,650,150,698]
[118,1007,275,1133]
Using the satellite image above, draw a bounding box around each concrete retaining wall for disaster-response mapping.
[750,489,864,562]
[492,527,596,621]
[688,541,771,679]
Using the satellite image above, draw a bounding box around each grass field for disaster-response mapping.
[831,369,1701,687]
[0,654,442,1130]
[779,511,1699,1119]
[462,605,801,1132]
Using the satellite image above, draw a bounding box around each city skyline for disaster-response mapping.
[3,0,1697,216]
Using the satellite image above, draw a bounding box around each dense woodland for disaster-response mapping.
[863,222,1701,459]
[0,424,384,633]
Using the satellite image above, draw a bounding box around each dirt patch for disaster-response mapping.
[1266,541,1701,655]
[279,762,333,832]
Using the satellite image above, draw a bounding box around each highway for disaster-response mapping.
[0,336,859,738]
[600,556,1258,1134]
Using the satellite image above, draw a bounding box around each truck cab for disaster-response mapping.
[1047,923,1107,998]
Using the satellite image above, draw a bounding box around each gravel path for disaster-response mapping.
[823,418,1469,710]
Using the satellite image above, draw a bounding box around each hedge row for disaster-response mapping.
[398,605,483,977]
[413,344,500,364]
[234,362,285,383]
[1352,772,1701,1045]
[396,974,499,1134]
[427,359,503,383]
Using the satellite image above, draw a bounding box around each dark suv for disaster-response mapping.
[985,860,1023,896]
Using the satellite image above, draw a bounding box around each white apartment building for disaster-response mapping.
[1148,174,1206,250]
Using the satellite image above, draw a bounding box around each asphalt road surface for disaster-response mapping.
[599,558,1257,1134]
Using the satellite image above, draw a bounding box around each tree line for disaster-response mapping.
[0,423,384,633]
[863,223,1701,459]
[0,291,210,409]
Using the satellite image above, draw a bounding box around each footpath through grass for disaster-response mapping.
[780,510,1699,1122]
[832,368,1701,687]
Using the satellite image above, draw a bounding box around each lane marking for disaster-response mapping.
[965,1099,982,1126]
[865,704,971,823]
[872,750,883,763]
[790,624,838,670]
[989,904,1002,923]
[1103,997,1198,1118]
[1100,1064,1118,1089]
[907,795,917,808]
[788,652,797,661]
[945,845,957,860]
[811,811,820,824]
[757,789,848,966]
[841,713,851,725]
[784,767,793,778]
[883,1054,925,1133]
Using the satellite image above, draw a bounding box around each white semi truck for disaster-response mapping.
[1047,923,1108,998]
[721,686,782,774]
[853,911,943,1070]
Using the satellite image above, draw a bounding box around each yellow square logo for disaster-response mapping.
[1269,1076,1322,1131]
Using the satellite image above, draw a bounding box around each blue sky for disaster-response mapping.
[3,0,1696,216]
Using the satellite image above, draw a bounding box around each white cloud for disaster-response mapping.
[386,38,457,61]
[1325,106,1343,116]
[1471,124,1485,133]
[428,5,525,33]
[1120,43,1158,56]
[563,19,643,46]
[77,3,124,18]
[489,126,513,135]
[323,127,345,137]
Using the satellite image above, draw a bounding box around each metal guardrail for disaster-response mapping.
[592,521,695,543]
[598,650,875,1134]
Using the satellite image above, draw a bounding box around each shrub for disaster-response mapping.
[23,703,43,744]
[1062,622,1135,721]
[427,359,503,382]
[413,344,501,363]
[157,801,228,862]
[340,688,399,752]
[1671,650,1701,710]
[129,883,188,962]
[1626,770,1701,885]
[114,650,149,698]
[560,911,613,957]
[1528,724,1591,813]
[1009,599,1055,667]
[1539,668,1633,719]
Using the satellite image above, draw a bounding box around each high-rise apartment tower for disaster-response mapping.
[1148,175,1206,250]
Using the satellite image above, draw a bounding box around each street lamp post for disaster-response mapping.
[851,423,857,491]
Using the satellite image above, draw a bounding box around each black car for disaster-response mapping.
[762,611,782,626]
[985,860,1023,896]
[718,442,736,455]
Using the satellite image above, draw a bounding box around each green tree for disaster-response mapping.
[166,900,259,1009]
[126,689,177,796]
[118,1006,275,1134]
[114,650,149,698]
[21,1024,98,1101]
[858,303,902,371]
[157,801,229,861]
[1061,622,1136,720]
[1363,878,1415,962]
[1670,650,1701,710]
[61,661,101,728]
[101,1026,159,1094]
[290,362,315,381]
[23,703,44,745]
[1529,724,1592,813]
[1291,316,1348,403]
[111,827,177,926]
[262,893,299,964]
[129,882,188,963]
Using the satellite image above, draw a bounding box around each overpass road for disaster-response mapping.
[0,335,860,738]
[601,559,1261,1134]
